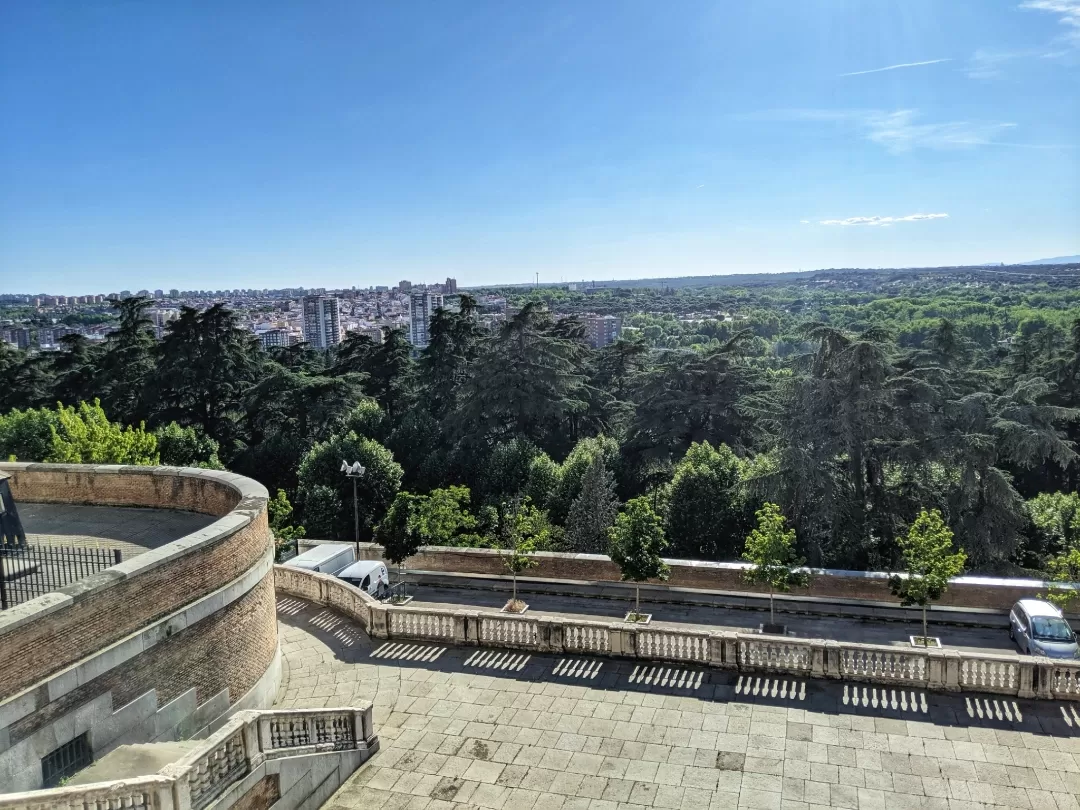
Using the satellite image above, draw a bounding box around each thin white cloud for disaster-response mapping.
[863,109,1017,153]
[819,213,949,227]
[840,58,952,77]
[799,220,811,224]
[1021,0,1080,44]
[738,108,1024,153]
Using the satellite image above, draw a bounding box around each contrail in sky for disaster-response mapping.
[840,58,952,77]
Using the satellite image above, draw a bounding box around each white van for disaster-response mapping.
[283,543,355,575]
[336,560,390,599]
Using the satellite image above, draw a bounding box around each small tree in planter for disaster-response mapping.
[742,503,807,634]
[608,497,669,623]
[889,509,967,647]
[497,497,549,613]
[375,491,423,603]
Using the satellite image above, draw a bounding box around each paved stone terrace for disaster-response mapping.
[276,597,1080,810]
[20,502,215,559]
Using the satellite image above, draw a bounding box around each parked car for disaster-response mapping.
[337,560,390,599]
[283,542,356,575]
[1009,599,1080,659]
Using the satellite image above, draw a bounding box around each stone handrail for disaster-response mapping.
[275,565,1080,701]
[0,706,376,810]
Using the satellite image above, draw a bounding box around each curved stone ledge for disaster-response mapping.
[0,463,272,701]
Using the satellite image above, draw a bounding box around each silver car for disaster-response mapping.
[1009,599,1080,659]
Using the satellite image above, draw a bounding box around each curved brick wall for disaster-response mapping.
[0,463,279,790]
[0,464,275,701]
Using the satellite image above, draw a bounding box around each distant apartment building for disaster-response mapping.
[301,295,342,349]
[153,289,164,298]
[408,291,443,349]
[399,280,413,292]
[147,308,180,339]
[584,315,622,348]
[258,328,296,349]
[354,326,384,344]
[2,327,31,350]
[444,277,458,294]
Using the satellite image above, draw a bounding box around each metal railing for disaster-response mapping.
[0,544,122,611]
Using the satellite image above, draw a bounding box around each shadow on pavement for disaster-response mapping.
[277,597,1080,739]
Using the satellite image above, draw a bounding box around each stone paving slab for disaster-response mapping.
[275,596,1080,810]
[20,502,215,559]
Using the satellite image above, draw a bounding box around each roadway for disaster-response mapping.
[402,579,1020,656]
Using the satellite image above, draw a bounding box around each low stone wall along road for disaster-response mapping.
[406,583,1018,656]
[276,597,1080,810]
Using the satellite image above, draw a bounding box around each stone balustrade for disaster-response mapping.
[275,564,1080,702]
[0,706,376,810]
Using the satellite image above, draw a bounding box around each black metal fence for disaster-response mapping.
[0,544,122,610]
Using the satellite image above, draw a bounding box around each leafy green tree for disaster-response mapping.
[566,453,619,553]
[665,441,747,561]
[51,334,100,406]
[413,486,478,544]
[493,497,550,607]
[524,452,561,512]
[741,502,808,629]
[454,303,589,454]
[626,332,758,472]
[46,400,159,465]
[889,509,967,645]
[1027,491,1080,559]
[0,406,59,461]
[268,489,306,560]
[151,304,258,448]
[420,295,483,419]
[376,491,424,594]
[154,422,223,468]
[297,432,403,541]
[549,435,620,525]
[1043,548,1080,613]
[479,438,542,505]
[362,327,414,422]
[608,497,669,620]
[96,297,156,425]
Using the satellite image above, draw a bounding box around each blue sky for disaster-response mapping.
[1,1,1078,294]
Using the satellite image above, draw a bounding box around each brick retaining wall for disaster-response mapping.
[0,463,279,791]
[351,543,1048,612]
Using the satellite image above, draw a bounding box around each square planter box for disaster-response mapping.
[388,595,414,606]
[759,623,788,636]
[910,635,941,648]
[624,612,652,625]
[501,601,529,615]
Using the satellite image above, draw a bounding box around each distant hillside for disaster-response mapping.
[1023,255,1080,265]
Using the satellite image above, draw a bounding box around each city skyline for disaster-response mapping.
[2,1,1078,295]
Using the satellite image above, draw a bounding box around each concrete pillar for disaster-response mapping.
[810,640,826,679]
[610,627,636,657]
[241,718,263,769]
[1017,659,1036,699]
[709,635,728,669]
[168,766,193,810]
[1035,656,1055,699]
[453,611,469,645]
[942,650,961,691]
[824,641,842,679]
[721,632,739,670]
[369,605,388,639]
[548,621,564,654]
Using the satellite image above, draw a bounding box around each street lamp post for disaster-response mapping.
[341,460,366,556]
